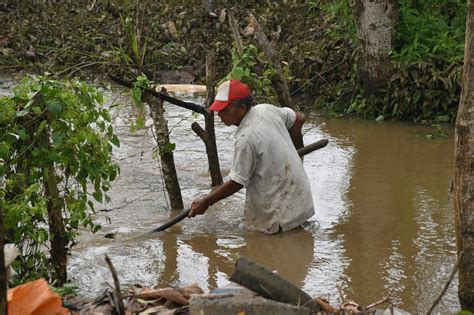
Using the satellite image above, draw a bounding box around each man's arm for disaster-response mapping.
[289,112,305,150]
[188,180,243,217]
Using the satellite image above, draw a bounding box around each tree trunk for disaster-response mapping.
[191,50,223,186]
[453,0,474,310]
[350,0,398,95]
[44,168,68,285]
[144,93,184,210]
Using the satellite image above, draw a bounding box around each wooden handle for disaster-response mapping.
[149,208,191,233]
[297,139,329,156]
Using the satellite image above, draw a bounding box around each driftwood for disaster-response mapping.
[143,91,184,209]
[248,12,293,109]
[191,50,223,186]
[230,257,321,312]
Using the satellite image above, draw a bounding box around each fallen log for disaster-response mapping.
[230,257,321,312]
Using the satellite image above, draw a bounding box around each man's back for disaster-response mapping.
[229,104,315,234]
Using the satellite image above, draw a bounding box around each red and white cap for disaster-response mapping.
[209,80,250,112]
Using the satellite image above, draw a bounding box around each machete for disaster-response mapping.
[109,74,208,116]
[150,138,329,233]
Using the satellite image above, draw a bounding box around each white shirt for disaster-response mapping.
[229,104,315,234]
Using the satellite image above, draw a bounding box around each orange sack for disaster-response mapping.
[7,278,68,315]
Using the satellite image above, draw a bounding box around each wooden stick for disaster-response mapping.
[425,253,462,315]
[105,254,125,315]
[228,11,243,56]
[366,288,394,309]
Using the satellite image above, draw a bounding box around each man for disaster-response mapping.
[189,80,314,234]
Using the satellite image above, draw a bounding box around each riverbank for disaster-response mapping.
[2,1,463,122]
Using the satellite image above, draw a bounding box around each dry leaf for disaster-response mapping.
[219,9,227,23]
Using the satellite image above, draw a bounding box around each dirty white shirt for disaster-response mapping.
[229,104,315,234]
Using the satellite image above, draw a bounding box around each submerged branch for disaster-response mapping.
[425,252,462,315]
[105,254,125,315]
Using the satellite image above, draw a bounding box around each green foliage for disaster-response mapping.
[384,0,465,121]
[52,282,80,297]
[320,0,357,40]
[225,44,290,104]
[383,60,461,122]
[119,12,148,72]
[393,0,466,62]
[0,75,120,282]
[129,73,152,132]
[314,0,464,122]
[343,59,461,122]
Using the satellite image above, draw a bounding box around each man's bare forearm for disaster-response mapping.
[189,180,243,217]
[289,112,305,150]
[206,180,243,205]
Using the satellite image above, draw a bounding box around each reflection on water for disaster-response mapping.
[68,89,457,314]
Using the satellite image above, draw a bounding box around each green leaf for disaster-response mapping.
[52,132,65,146]
[47,100,63,114]
[77,131,87,142]
[110,134,120,147]
[0,143,10,160]
[32,106,43,115]
[17,129,28,140]
[15,110,29,117]
[37,120,47,135]
[132,87,142,105]
[231,67,245,80]
[95,93,104,104]
[165,142,176,152]
[92,191,103,202]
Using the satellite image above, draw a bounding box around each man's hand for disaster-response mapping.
[187,180,243,218]
[189,195,211,217]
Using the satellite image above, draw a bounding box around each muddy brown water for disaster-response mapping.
[55,88,457,314]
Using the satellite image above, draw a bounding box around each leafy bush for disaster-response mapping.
[226,44,288,105]
[315,0,465,122]
[0,75,120,282]
[393,0,466,62]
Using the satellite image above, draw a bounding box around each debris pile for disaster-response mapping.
[56,256,405,315]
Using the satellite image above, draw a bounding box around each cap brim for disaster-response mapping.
[209,100,231,112]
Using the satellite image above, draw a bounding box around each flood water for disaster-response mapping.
[67,88,458,314]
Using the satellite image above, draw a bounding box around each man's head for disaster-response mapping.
[209,80,252,126]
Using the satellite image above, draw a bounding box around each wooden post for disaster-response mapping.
[143,92,184,209]
[191,50,223,186]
